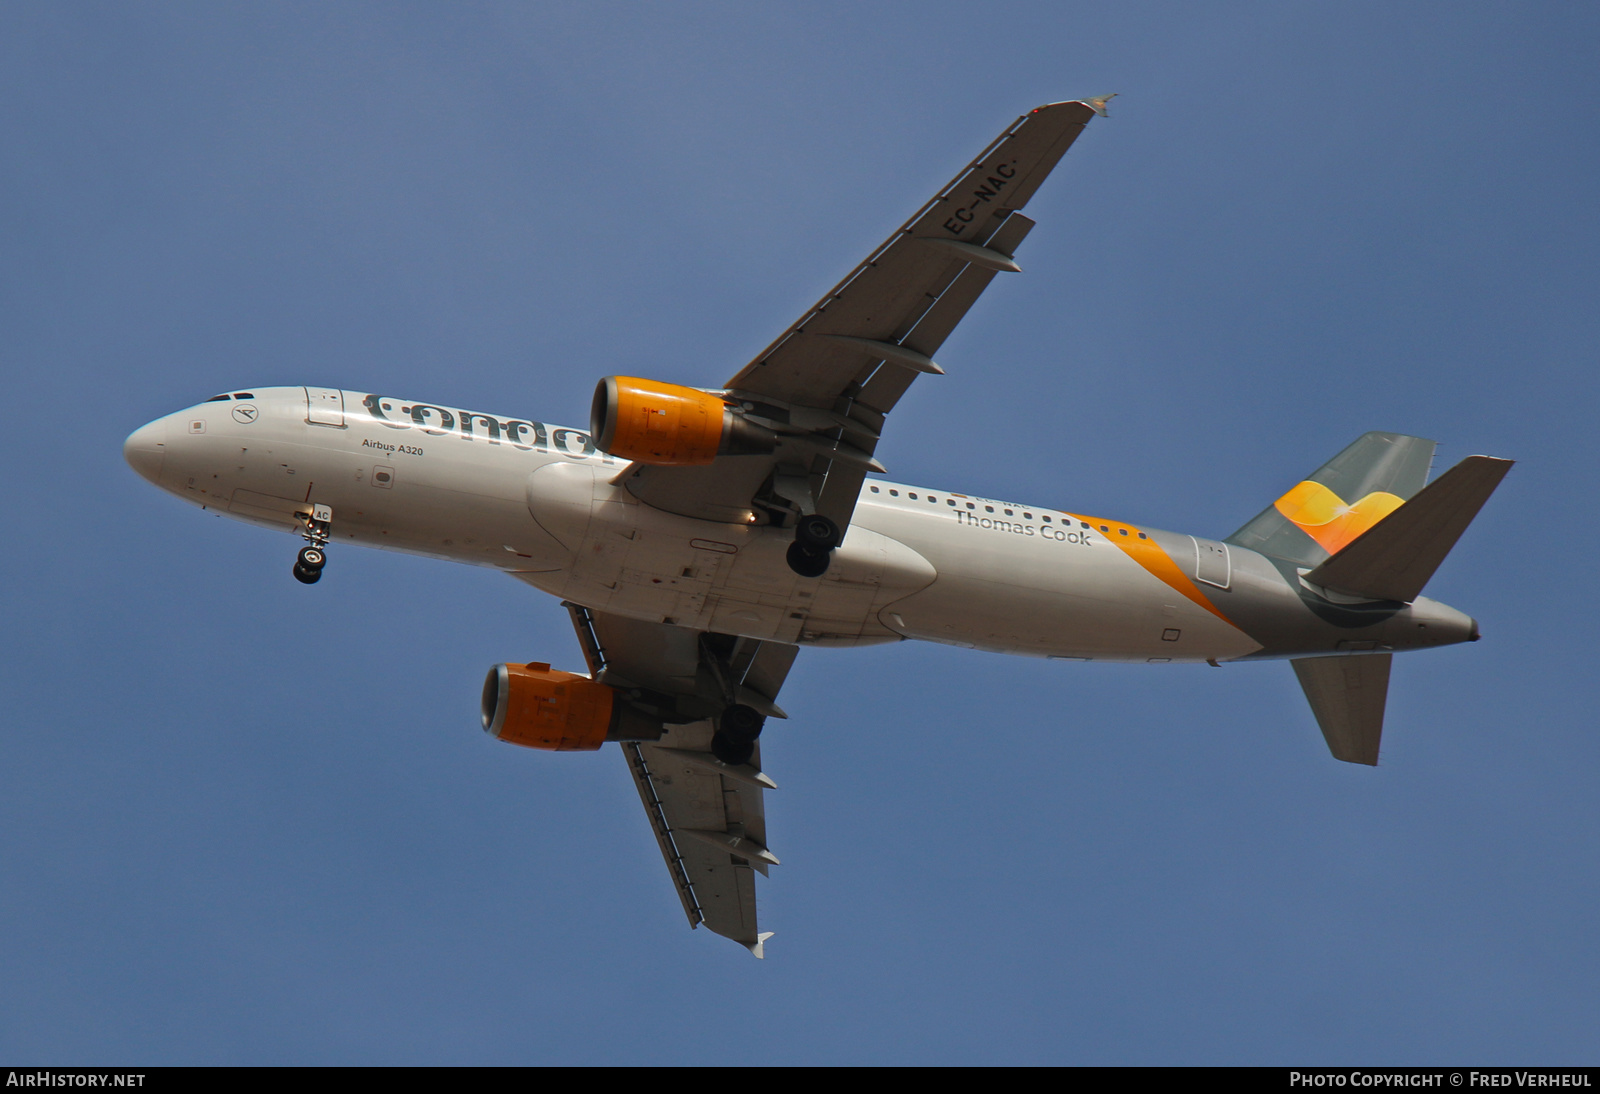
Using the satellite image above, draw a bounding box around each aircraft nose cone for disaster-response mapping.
[123,419,167,484]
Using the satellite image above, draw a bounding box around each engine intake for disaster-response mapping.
[481,662,662,751]
[591,376,775,466]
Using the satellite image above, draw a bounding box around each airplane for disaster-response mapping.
[122,98,1511,957]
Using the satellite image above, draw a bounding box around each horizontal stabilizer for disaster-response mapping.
[1293,653,1392,765]
[1303,456,1513,602]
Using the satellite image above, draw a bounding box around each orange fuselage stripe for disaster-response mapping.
[1073,514,1236,627]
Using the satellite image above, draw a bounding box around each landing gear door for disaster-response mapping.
[305,388,345,427]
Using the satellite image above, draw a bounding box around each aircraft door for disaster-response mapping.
[305,388,345,427]
[1191,536,1231,589]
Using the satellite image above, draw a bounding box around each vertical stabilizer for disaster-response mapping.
[1292,654,1392,765]
[1228,432,1436,567]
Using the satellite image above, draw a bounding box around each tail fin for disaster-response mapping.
[1292,653,1392,765]
[1227,432,1436,568]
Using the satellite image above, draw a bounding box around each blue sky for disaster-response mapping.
[2,1,1596,1064]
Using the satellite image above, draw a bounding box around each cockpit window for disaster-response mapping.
[232,392,255,399]
[205,394,231,402]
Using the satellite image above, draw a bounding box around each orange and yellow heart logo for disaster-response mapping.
[1273,481,1404,555]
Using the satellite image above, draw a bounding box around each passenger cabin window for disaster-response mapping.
[908,492,917,499]
[889,490,899,497]
[985,506,994,513]
[871,486,880,493]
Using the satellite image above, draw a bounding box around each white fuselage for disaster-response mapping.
[123,386,1289,663]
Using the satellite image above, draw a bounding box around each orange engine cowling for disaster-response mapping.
[591,376,775,466]
[481,662,662,751]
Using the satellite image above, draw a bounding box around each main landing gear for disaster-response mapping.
[711,703,766,766]
[785,513,840,578]
[292,504,332,585]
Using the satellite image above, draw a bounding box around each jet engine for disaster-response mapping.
[481,662,662,751]
[591,376,775,466]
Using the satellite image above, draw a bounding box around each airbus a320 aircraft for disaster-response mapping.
[124,99,1511,956]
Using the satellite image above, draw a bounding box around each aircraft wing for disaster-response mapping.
[565,603,798,956]
[622,98,1105,531]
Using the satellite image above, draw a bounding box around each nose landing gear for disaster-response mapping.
[785,513,840,578]
[292,545,325,584]
[292,504,332,585]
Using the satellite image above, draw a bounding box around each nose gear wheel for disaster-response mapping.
[291,504,332,585]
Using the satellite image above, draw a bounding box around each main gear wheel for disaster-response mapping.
[710,703,765,766]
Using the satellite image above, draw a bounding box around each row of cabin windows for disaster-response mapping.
[868,484,1149,538]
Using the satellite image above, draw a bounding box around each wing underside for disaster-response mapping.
[622,731,770,948]
[566,603,796,955]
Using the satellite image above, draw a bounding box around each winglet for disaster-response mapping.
[744,931,776,959]
[1084,93,1118,118]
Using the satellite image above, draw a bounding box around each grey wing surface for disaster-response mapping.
[565,603,797,957]
[622,99,1102,532]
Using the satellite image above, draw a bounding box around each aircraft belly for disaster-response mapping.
[797,526,936,646]
[539,476,936,645]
